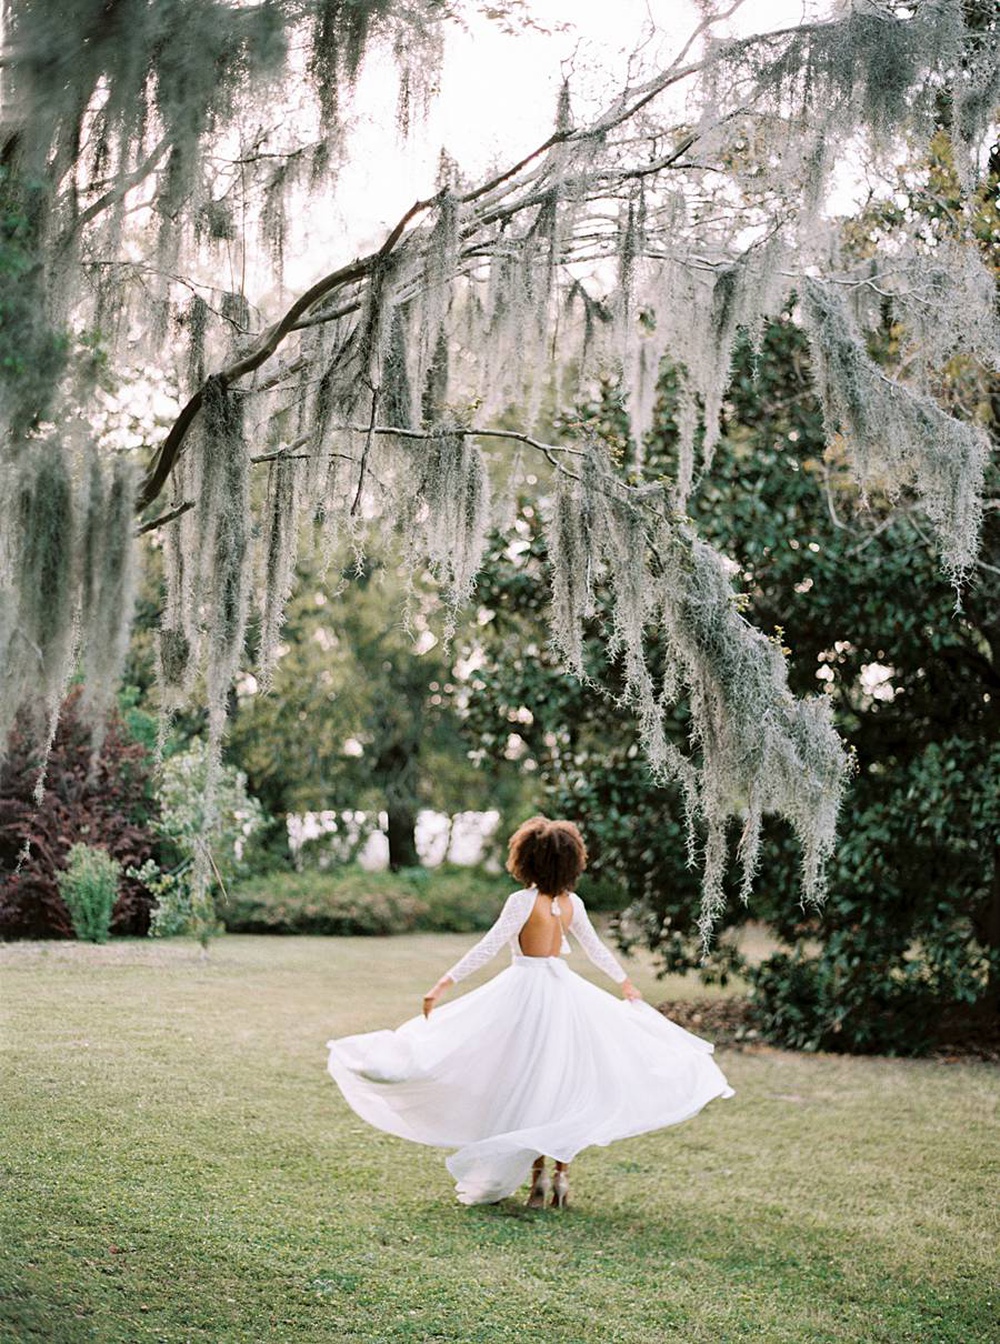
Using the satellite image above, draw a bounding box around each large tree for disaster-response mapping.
[0,0,997,935]
[460,305,999,1050]
[227,552,507,870]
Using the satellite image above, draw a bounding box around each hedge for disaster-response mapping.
[220,865,513,936]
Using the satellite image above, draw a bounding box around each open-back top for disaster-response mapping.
[444,888,627,985]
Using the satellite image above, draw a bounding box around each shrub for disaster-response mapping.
[221,869,427,935]
[749,948,945,1057]
[136,739,266,944]
[222,865,511,936]
[0,687,158,939]
[56,844,121,944]
[399,865,513,933]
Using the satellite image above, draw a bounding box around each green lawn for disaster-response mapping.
[1,934,997,1343]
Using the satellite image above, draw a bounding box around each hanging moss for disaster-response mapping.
[542,445,848,943]
[703,3,965,165]
[615,199,640,328]
[158,625,193,690]
[313,332,356,448]
[309,0,394,123]
[261,162,295,290]
[615,235,789,492]
[417,191,459,392]
[877,236,1000,381]
[394,431,490,616]
[803,279,987,582]
[14,442,76,709]
[79,455,138,747]
[258,456,300,689]
[0,177,68,434]
[159,450,203,706]
[186,294,210,389]
[548,471,596,677]
[199,377,252,742]
[661,527,846,944]
[196,196,236,245]
[420,327,450,428]
[954,25,1000,183]
[382,304,416,432]
[78,456,104,638]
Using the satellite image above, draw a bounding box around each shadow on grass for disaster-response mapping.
[4,1191,996,1344]
[406,1196,995,1344]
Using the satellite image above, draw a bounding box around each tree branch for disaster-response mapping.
[135,193,442,512]
[350,385,380,516]
[61,136,171,246]
[134,6,841,517]
[333,422,585,458]
[136,499,195,535]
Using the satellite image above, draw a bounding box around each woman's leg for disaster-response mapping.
[552,1161,570,1209]
[526,1156,550,1208]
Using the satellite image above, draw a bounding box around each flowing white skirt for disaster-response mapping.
[326,954,734,1205]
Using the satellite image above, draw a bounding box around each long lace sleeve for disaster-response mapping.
[444,889,534,984]
[569,894,628,984]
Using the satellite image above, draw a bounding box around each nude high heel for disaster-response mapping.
[526,1164,551,1209]
[551,1169,569,1210]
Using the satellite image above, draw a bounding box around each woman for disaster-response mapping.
[326,816,733,1208]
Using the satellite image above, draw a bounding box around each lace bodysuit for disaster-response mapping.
[445,888,627,985]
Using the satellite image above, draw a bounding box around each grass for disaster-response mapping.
[1,933,997,1343]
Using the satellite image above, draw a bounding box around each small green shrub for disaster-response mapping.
[128,858,213,940]
[222,865,512,936]
[0,688,157,939]
[136,739,266,945]
[56,844,121,944]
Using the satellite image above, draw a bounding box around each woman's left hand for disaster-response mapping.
[621,978,643,1002]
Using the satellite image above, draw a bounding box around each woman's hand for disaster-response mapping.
[422,976,454,1018]
[621,978,643,1003]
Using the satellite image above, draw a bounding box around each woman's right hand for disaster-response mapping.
[422,976,453,1018]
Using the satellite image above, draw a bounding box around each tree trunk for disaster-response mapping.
[386,805,418,871]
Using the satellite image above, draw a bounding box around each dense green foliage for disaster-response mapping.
[693,315,997,1054]
[55,844,121,944]
[457,304,999,1053]
[222,864,512,936]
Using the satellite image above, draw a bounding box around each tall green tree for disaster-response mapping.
[228,552,503,869]
[459,297,999,1052]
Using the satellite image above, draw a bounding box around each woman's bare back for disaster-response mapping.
[517,892,572,958]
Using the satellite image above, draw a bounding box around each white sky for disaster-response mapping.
[289,0,833,285]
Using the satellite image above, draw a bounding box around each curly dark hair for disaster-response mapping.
[506,816,587,896]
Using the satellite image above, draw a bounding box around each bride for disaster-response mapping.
[326,816,733,1208]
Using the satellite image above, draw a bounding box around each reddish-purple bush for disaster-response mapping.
[0,689,159,939]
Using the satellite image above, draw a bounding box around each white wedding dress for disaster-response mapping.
[326,887,734,1205]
